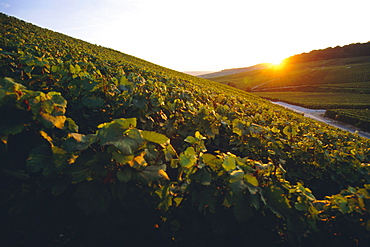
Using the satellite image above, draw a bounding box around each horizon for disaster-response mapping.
[1,0,369,71]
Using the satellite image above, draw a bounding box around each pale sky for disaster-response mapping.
[1,0,369,72]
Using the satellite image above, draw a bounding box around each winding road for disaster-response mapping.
[271,101,370,139]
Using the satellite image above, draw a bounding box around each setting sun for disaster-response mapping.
[270,56,286,65]
[270,58,287,70]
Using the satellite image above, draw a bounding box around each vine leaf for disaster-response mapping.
[139,164,170,181]
[190,168,212,185]
[222,155,236,172]
[244,173,259,187]
[39,112,66,129]
[62,133,98,152]
[97,118,141,155]
[117,169,132,183]
[26,144,51,173]
[141,130,169,146]
[118,75,134,92]
[264,185,292,218]
[82,95,105,109]
[179,147,197,169]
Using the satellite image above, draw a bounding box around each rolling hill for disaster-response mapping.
[209,46,370,93]
[1,13,370,246]
[198,63,273,79]
[209,42,370,131]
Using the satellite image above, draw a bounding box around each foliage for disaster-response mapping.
[286,42,370,63]
[254,92,370,109]
[1,13,370,246]
[209,42,370,131]
[211,56,370,92]
[325,109,370,132]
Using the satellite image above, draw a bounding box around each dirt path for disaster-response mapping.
[271,101,370,139]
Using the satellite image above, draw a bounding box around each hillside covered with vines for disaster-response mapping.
[1,13,369,246]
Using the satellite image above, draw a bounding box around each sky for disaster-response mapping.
[1,0,369,72]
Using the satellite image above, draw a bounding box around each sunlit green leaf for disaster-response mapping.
[97,118,138,150]
[244,173,259,186]
[179,147,197,169]
[141,130,169,145]
[195,131,206,140]
[98,118,136,132]
[110,134,143,156]
[119,75,130,85]
[118,75,134,91]
[232,119,244,136]
[229,169,244,183]
[62,133,98,152]
[201,153,222,170]
[38,112,66,129]
[63,117,79,132]
[51,65,58,72]
[184,136,196,144]
[222,155,236,171]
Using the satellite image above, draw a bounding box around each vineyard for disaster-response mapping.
[253,92,370,109]
[210,56,370,93]
[1,13,370,246]
[210,43,370,131]
[325,109,370,132]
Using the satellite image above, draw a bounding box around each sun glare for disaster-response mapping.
[271,58,284,66]
[270,58,286,70]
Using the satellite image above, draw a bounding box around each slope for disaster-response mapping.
[210,55,370,92]
[209,42,370,131]
[1,13,370,246]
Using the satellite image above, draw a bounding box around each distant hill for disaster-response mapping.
[208,41,370,92]
[207,41,370,131]
[286,42,370,64]
[183,71,215,76]
[198,63,272,79]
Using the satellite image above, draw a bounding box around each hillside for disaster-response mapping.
[183,71,214,76]
[198,63,273,79]
[209,43,370,131]
[1,13,370,246]
[210,52,370,92]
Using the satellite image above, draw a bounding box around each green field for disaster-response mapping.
[325,109,370,132]
[253,91,370,109]
[254,91,370,131]
[1,13,370,246]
